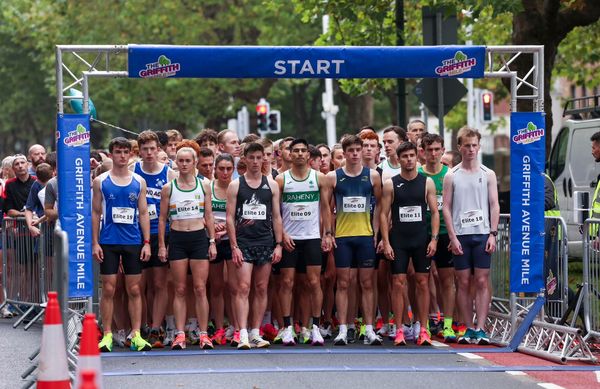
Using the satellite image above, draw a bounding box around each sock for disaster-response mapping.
[348,323,356,330]
[250,328,260,337]
[313,317,320,327]
[444,317,453,329]
[339,324,347,333]
[283,316,292,327]
[366,324,373,333]
[240,329,248,339]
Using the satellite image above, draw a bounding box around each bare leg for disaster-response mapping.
[190,260,210,331]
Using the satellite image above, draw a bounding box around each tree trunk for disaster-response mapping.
[339,93,374,131]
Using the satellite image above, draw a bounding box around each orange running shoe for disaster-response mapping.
[200,333,214,350]
[171,332,186,350]
[416,328,432,346]
[211,328,227,346]
[394,331,407,346]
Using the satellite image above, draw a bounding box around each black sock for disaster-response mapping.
[283,316,292,327]
[313,317,320,327]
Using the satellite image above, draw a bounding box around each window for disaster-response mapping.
[570,127,600,186]
[548,127,568,181]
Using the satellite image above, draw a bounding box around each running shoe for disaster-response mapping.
[250,334,270,348]
[347,327,357,344]
[453,323,467,337]
[114,329,127,348]
[141,324,151,339]
[148,328,164,349]
[458,328,477,344]
[319,323,333,339]
[358,324,367,341]
[388,324,397,341]
[211,328,227,346]
[189,328,200,345]
[231,330,240,347]
[98,333,113,352]
[376,324,389,337]
[207,321,216,337]
[333,330,347,346]
[311,324,324,346]
[429,319,443,338]
[200,333,214,349]
[273,327,285,344]
[163,328,175,347]
[300,327,312,344]
[261,323,278,342]
[1,306,13,318]
[171,332,186,350]
[403,324,415,342]
[282,326,296,346]
[416,328,432,346]
[442,327,457,343]
[413,322,421,342]
[124,333,132,348]
[130,331,152,351]
[365,330,383,346]
[238,333,250,350]
[225,325,235,342]
[394,331,407,346]
[474,329,490,345]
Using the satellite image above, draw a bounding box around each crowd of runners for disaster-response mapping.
[0,122,501,352]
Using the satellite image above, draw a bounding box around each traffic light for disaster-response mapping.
[256,98,269,132]
[268,111,280,133]
[481,91,494,122]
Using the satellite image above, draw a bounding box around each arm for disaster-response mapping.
[157,184,171,262]
[326,172,337,243]
[226,180,243,267]
[442,172,462,255]
[379,178,394,260]
[318,172,333,252]
[137,180,151,261]
[269,177,283,264]
[486,170,500,254]
[24,209,40,237]
[371,169,382,246]
[276,173,294,252]
[425,177,439,257]
[91,177,104,262]
[203,179,217,261]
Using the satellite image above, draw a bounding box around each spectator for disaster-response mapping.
[28,144,47,175]
[2,154,36,217]
[25,163,53,237]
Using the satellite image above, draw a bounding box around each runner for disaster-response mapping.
[226,142,283,349]
[442,127,499,345]
[277,137,294,174]
[197,148,215,180]
[157,146,217,350]
[418,133,457,342]
[325,135,383,346]
[379,126,407,182]
[133,130,177,348]
[276,138,331,346]
[407,120,426,144]
[92,137,153,352]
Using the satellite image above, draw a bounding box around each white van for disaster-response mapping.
[547,111,600,258]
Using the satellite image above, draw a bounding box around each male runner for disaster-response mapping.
[442,127,499,345]
[380,141,439,346]
[326,135,382,345]
[276,139,331,345]
[407,120,426,144]
[93,137,152,352]
[226,142,283,349]
[379,126,407,182]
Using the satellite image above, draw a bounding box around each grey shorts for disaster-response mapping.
[240,245,273,266]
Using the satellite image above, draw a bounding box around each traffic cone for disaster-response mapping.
[78,370,97,389]
[74,314,103,389]
[36,291,70,389]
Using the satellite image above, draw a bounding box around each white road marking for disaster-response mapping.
[537,383,565,389]
[457,352,483,360]
[431,340,449,347]
[506,370,527,376]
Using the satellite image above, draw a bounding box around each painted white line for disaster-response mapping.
[537,383,565,389]
[457,352,483,360]
[595,371,600,383]
[506,370,527,376]
[431,340,449,347]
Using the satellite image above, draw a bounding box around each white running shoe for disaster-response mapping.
[300,327,311,344]
[311,324,324,346]
[413,322,421,343]
[163,328,175,347]
[403,324,415,342]
[333,330,348,346]
[224,325,235,341]
[388,323,397,341]
[114,329,127,348]
[250,334,270,348]
[319,324,333,339]
[274,327,286,344]
[365,330,383,345]
[376,324,389,337]
[282,326,296,346]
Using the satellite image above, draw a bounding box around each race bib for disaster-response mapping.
[398,206,422,222]
[146,187,162,200]
[427,195,443,211]
[148,204,158,220]
[289,204,313,221]
[342,196,367,213]
[112,207,135,224]
[176,200,202,218]
[243,203,267,220]
[461,209,484,228]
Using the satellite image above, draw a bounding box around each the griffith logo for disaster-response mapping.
[64,124,90,147]
[139,55,181,78]
[513,122,544,144]
[435,51,477,77]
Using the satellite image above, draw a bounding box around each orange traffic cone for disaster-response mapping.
[36,291,70,389]
[78,370,97,389]
[74,314,103,389]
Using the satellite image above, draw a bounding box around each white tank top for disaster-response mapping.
[451,164,491,235]
[168,177,205,221]
[281,169,321,240]
[378,159,401,181]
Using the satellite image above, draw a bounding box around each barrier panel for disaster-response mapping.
[583,218,600,341]
[1,217,56,329]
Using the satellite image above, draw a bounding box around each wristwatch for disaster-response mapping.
[209,238,216,244]
[275,241,283,247]
[431,234,439,241]
[490,230,498,237]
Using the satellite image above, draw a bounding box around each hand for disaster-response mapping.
[140,244,151,261]
[283,233,295,252]
[382,241,394,261]
[321,235,332,252]
[232,246,244,267]
[272,245,282,264]
[593,238,600,251]
[208,243,217,261]
[92,243,104,263]
[215,223,226,233]
[485,234,497,254]
[426,239,438,257]
[158,246,168,262]
[28,225,40,237]
[376,240,384,254]
[31,218,42,227]
[450,237,463,256]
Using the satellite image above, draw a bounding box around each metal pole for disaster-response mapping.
[82,73,89,114]
[322,15,338,147]
[396,0,406,127]
[436,12,444,137]
[56,46,64,114]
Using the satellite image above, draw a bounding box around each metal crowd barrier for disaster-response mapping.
[583,218,600,342]
[1,217,56,329]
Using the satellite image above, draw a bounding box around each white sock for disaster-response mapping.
[240,329,248,339]
[366,324,373,333]
[250,328,260,337]
[339,324,348,333]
